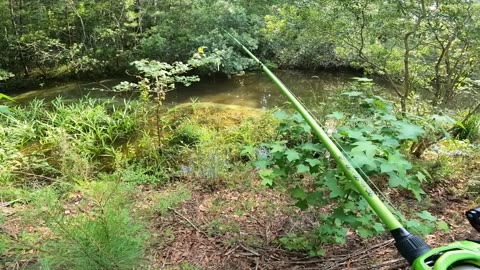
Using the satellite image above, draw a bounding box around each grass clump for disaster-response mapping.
[456,113,480,141]
[169,121,212,147]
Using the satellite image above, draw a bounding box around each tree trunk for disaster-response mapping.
[8,0,29,77]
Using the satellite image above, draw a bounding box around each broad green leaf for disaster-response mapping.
[388,173,406,188]
[295,200,309,210]
[394,121,424,140]
[386,151,412,171]
[305,158,322,167]
[285,149,301,162]
[406,219,421,229]
[350,151,377,170]
[380,113,397,121]
[341,128,365,140]
[259,169,274,186]
[380,162,396,174]
[300,143,322,152]
[409,182,425,201]
[437,221,450,232]
[381,136,400,148]
[302,123,311,133]
[0,105,11,115]
[240,145,255,157]
[325,176,344,198]
[296,164,310,174]
[254,159,270,169]
[357,227,373,238]
[417,211,437,222]
[306,191,325,206]
[293,113,305,122]
[270,143,286,153]
[373,223,385,233]
[290,186,306,200]
[351,141,377,158]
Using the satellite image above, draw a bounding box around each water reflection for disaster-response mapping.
[13,70,360,109]
[166,70,358,109]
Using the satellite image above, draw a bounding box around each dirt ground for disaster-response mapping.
[141,156,480,270]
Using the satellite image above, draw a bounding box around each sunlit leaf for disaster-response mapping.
[296,164,310,173]
[285,149,300,162]
[417,211,437,222]
[437,221,450,232]
[305,158,322,167]
[394,121,424,140]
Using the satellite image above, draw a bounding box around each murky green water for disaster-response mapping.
[12,70,369,110]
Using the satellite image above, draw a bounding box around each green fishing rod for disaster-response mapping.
[225,30,480,269]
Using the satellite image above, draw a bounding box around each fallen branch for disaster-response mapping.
[168,207,209,239]
[369,258,408,269]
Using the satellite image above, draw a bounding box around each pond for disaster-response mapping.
[12,70,371,110]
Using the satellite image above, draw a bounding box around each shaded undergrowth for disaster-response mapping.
[1,91,479,269]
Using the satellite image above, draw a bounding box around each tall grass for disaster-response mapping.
[0,97,140,184]
[456,113,480,141]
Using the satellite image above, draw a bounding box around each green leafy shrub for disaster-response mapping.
[251,91,437,255]
[39,181,147,270]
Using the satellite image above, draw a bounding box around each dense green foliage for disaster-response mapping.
[250,83,450,255]
[2,0,479,113]
[1,0,480,268]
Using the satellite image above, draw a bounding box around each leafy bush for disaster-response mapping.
[251,90,440,255]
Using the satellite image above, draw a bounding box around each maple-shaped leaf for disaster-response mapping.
[326,176,344,198]
[254,159,270,169]
[300,143,322,152]
[305,158,322,167]
[259,169,274,186]
[388,173,406,188]
[285,149,300,162]
[394,121,424,140]
[290,186,306,200]
[350,151,377,170]
[270,143,286,153]
[351,141,378,158]
[417,210,437,222]
[296,164,310,173]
